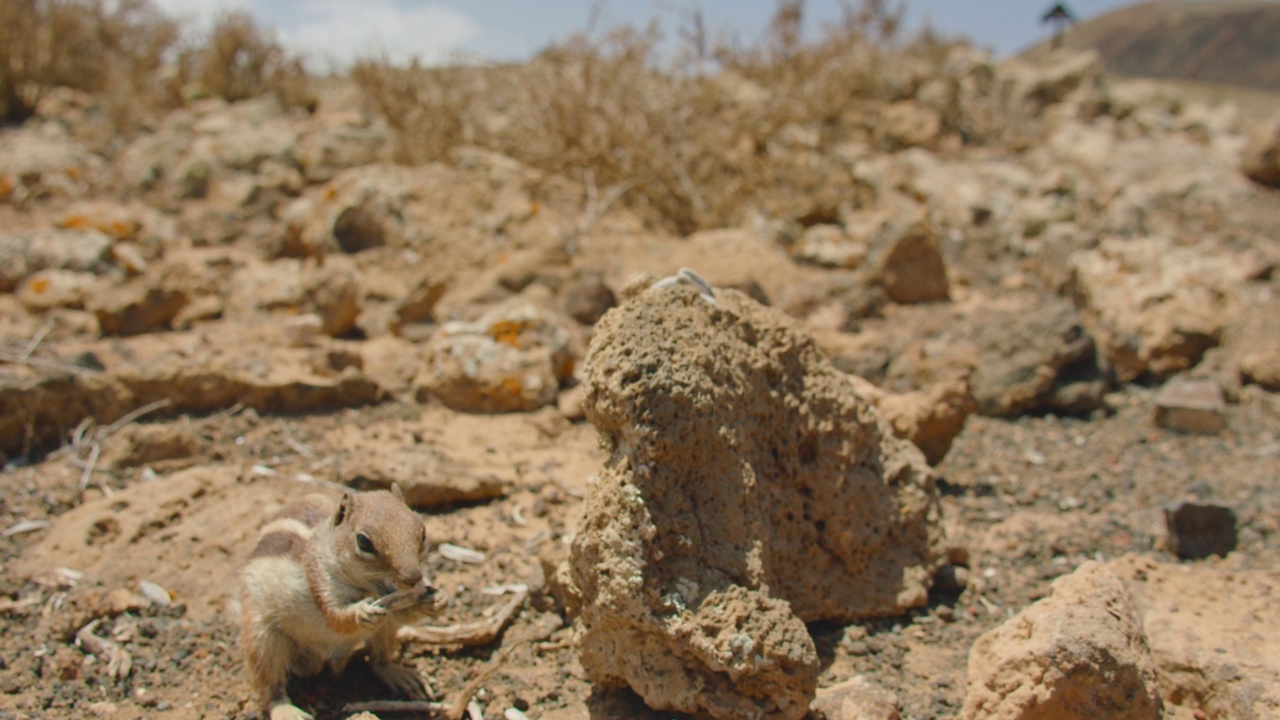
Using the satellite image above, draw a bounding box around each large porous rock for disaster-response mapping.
[565,283,944,720]
[1068,238,1260,382]
[958,561,1162,720]
[225,258,360,336]
[1241,112,1280,187]
[414,297,577,413]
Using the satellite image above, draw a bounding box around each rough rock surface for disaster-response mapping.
[1110,556,1280,720]
[415,297,576,413]
[1069,238,1259,382]
[566,284,943,719]
[0,228,116,292]
[958,561,1162,720]
[0,324,381,457]
[224,258,360,336]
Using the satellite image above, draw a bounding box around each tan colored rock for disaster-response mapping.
[338,444,506,508]
[296,124,393,184]
[1153,378,1227,435]
[1069,238,1257,382]
[566,284,943,720]
[415,298,576,413]
[225,258,361,337]
[100,424,202,469]
[879,100,943,149]
[792,224,868,270]
[0,324,382,458]
[0,228,115,292]
[877,373,977,465]
[860,199,950,305]
[90,285,190,336]
[16,269,98,310]
[958,561,1162,720]
[1241,111,1280,187]
[1234,296,1280,391]
[1109,556,1280,719]
[812,675,901,720]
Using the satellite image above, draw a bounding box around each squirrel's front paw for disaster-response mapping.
[352,598,387,630]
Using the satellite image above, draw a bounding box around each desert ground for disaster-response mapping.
[2,4,1280,719]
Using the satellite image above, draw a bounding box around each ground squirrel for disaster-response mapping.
[239,485,441,720]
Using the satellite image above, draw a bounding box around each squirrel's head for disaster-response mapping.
[331,485,427,596]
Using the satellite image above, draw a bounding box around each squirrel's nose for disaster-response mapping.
[398,566,424,590]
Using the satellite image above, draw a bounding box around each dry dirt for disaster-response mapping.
[2,44,1280,720]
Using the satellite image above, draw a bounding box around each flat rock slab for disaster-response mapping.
[1109,555,1280,719]
[1154,378,1227,434]
[0,321,381,458]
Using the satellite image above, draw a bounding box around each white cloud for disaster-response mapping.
[277,2,480,70]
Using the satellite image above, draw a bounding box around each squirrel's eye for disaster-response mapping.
[356,533,377,555]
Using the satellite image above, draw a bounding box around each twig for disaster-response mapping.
[3,519,52,537]
[18,319,55,362]
[75,619,132,680]
[104,399,172,435]
[397,591,526,647]
[78,443,101,492]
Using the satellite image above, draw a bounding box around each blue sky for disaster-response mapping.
[152,0,1145,68]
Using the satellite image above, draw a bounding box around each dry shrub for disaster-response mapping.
[353,0,1034,233]
[184,11,314,111]
[0,0,179,124]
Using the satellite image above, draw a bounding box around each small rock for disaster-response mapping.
[861,199,950,305]
[105,588,150,615]
[395,276,449,330]
[879,100,942,150]
[1069,238,1252,382]
[812,675,901,720]
[561,272,616,325]
[957,561,1162,720]
[875,373,977,465]
[91,285,189,336]
[101,424,201,469]
[933,564,970,594]
[1164,502,1237,560]
[557,384,586,421]
[1241,111,1280,188]
[1154,378,1227,435]
[791,224,868,270]
[415,298,576,413]
[343,444,506,508]
[16,269,97,310]
[225,258,361,337]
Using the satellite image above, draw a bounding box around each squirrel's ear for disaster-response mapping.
[335,493,352,526]
[391,483,405,503]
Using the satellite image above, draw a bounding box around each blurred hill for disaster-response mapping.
[1026,1,1280,92]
